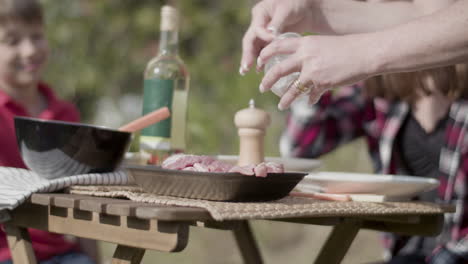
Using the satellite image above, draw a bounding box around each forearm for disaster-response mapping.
[280,86,367,158]
[369,0,468,75]
[313,0,434,35]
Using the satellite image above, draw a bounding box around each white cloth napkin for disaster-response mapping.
[0,166,130,214]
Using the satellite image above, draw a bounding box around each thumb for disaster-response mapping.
[267,8,289,35]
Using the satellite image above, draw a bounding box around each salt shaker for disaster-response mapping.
[264,32,302,97]
[234,99,271,166]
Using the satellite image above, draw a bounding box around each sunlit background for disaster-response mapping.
[41,0,378,263]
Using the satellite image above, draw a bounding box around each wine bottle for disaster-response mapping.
[140,5,189,164]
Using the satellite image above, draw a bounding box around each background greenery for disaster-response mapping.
[42,0,283,156]
[41,1,376,263]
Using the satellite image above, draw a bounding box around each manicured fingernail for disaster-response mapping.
[257,57,263,68]
[243,64,250,75]
[267,26,278,35]
[278,103,285,111]
[259,84,265,93]
[239,63,249,75]
[239,66,245,76]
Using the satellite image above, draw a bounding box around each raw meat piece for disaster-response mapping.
[207,160,234,172]
[228,165,255,176]
[162,154,284,177]
[265,162,284,173]
[193,163,209,172]
[253,163,268,177]
[162,154,215,170]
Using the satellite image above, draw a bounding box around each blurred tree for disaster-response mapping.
[41,0,285,156]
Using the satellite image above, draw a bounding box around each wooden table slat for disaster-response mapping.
[80,198,139,215]
[10,203,189,252]
[51,194,81,208]
[29,193,52,205]
[30,193,212,220]
[135,206,212,221]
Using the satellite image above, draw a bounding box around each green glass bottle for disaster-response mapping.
[140,5,189,164]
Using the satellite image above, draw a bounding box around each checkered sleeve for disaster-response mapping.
[429,237,468,264]
[428,145,468,262]
[280,84,371,158]
[435,151,468,262]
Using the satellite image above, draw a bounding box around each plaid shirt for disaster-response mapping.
[280,84,468,262]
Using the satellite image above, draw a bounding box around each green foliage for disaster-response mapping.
[41,0,286,156]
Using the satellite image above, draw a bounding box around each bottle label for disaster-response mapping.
[141,79,174,149]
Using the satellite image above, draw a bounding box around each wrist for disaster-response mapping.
[306,0,328,34]
[306,0,323,10]
[360,31,391,77]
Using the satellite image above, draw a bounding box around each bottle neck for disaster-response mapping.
[159,30,178,55]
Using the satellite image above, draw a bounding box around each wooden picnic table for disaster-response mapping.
[3,192,454,264]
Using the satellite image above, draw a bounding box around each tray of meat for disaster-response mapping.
[125,154,306,201]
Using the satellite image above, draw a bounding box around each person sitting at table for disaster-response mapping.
[0,0,98,263]
[280,64,468,264]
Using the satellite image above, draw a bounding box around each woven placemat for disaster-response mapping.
[68,185,449,221]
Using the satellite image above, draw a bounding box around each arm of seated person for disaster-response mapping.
[280,84,371,158]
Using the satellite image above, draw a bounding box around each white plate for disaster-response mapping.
[216,155,321,173]
[295,172,439,198]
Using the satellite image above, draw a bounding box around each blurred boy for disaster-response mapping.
[0,0,97,263]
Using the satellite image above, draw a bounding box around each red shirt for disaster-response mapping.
[0,82,81,261]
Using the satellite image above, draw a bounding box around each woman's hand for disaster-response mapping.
[257,34,376,110]
[240,0,320,75]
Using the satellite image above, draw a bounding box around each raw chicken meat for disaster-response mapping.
[228,164,255,176]
[161,154,284,177]
[161,154,215,170]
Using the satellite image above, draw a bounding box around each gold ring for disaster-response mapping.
[292,79,311,94]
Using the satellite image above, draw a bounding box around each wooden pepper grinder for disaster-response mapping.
[234,99,271,166]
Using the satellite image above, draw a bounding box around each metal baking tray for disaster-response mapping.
[125,165,306,201]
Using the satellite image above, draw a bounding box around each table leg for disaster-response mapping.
[314,219,361,264]
[111,245,145,264]
[232,221,263,264]
[3,223,37,264]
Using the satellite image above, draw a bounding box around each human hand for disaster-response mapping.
[240,0,319,75]
[257,34,375,110]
